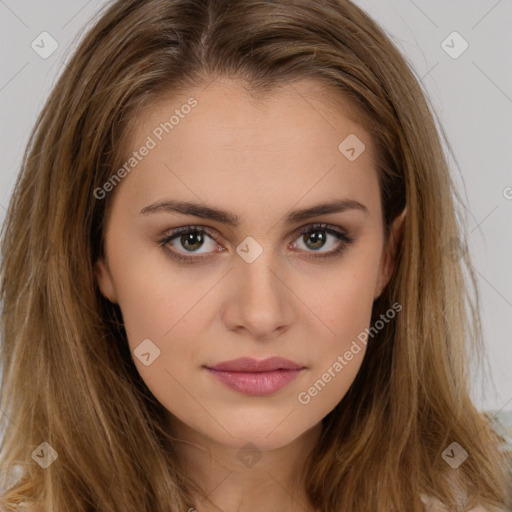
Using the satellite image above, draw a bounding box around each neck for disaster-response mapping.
[169,415,322,512]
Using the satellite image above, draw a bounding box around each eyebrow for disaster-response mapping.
[139,198,368,226]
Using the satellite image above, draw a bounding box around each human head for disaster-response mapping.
[1,1,509,511]
[93,75,405,452]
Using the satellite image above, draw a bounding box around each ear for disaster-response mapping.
[94,257,118,304]
[374,207,406,299]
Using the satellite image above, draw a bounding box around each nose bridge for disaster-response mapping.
[226,235,293,335]
[237,236,283,303]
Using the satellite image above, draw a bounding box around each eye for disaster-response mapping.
[159,225,222,262]
[158,223,354,263]
[290,223,354,259]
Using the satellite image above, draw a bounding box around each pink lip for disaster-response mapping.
[205,357,306,396]
[207,356,304,372]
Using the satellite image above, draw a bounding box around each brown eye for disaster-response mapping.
[159,226,222,263]
[179,231,206,252]
[302,230,328,250]
[291,223,354,259]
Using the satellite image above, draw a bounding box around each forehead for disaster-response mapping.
[130,76,371,154]
[111,77,381,222]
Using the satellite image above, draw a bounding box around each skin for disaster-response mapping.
[95,77,405,512]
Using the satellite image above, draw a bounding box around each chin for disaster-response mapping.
[202,418,314,453]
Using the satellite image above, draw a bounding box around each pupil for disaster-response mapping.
[306,231,325,250]
[182,232,203,251]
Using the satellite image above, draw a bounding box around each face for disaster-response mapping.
[95,78,403,452]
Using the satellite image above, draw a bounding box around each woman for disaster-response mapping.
[0,0,510,510]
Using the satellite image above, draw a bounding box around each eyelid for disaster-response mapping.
[161,224,224,245]
[160,222,348,241]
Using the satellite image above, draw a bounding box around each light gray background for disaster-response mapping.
[0,0,511,412]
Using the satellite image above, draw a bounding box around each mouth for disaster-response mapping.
[204,357,306,396]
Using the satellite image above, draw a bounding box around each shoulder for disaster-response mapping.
[0,503,43,512]
[422,499,504,512]
[488,409,512,458]
[421,490,507,511]
[422,410,512,512]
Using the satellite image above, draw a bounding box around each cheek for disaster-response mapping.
[295,281,375,418]
[319,277,375,329]
[111,262,209,409]
[298,242,382,402]
[307,282,372,386]
[308,248,382,344]
[107,225,213,344]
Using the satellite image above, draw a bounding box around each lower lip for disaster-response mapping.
[205,368,304,396]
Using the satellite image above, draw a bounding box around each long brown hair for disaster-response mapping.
[1,0,510,510]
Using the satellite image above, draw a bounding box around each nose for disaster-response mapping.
[221,251,295,340]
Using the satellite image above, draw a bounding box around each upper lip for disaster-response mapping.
[206,357,305,372]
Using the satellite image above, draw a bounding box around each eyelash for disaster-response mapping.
[158,223,354,264]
